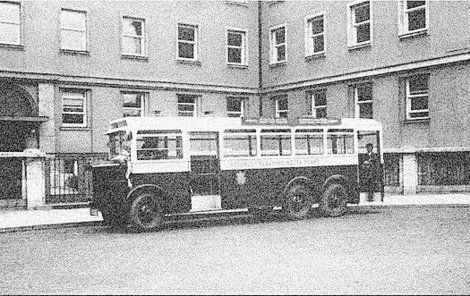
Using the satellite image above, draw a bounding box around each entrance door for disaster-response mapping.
[357,130,384,201]
[0,122,29,203]
[189,132,221,211]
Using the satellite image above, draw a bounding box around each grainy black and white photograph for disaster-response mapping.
[0,0,469,294]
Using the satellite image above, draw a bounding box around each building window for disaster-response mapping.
[177,94,198,117]
[178,24,198,60]
[348,1,371,48]
[354,83,373,119]
[227,29,247,65]
[227,97,247,117]
[305,14,325,57]
[308,90,327,118]
[399,0,428,37]
[62,91,87,127]
[274,95,288,118]
[122,92,146,117]
[0,2,20,45]
[270,25,286,64]
[60,9,87,52]
[406,74,429,120]
[122,17,146,56]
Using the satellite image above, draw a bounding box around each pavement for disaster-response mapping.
[0,193,469,233]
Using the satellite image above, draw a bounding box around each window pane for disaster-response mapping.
[123,36,142,54]
[276,45,286,61]
[0,3,20,23]
[409,75,428,93]
[227,98,242,112]
[280,136,291,156]
[178,104,195,112]
[313,35,324,52]
[178,95,196,104]
[224,135,256,157]
[274,28,285,44]
[316,108,327,118]
[411,96,428,110]
[178,42,195,59]
[123,109,141,117]
[278,97,288,110]
[314,92,326,106]
[123,94,142,108]
[123,19,142,36]
[178,25,195,41]
[354,4,370,23]
[227,32,242,46]
[408,9,426,31]
[311,17,323,35]
[137,136,183,160]
[63,114,84,124]
[357,84,372,101]
[261,136,279,156]
[228,47,242,64]
[410,111,428,118]
[359,102,373,119]
[61,30,86,50]
[0,23,20,44]
[407,1,425,9]
[356,23,370,43]
[61,10,85,30]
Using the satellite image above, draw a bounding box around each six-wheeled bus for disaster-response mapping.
[89,116,384,230]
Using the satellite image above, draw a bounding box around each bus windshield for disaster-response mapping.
[109,131,132,160]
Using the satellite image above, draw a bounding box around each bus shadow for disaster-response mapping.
[100,207,383,234]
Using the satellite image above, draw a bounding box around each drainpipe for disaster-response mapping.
[258,0,263,117]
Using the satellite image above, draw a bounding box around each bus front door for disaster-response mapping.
[357,130,384,202]
[189,132,222,212]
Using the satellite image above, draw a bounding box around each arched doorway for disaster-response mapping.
[0,83,44,205]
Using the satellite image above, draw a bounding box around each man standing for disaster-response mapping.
[362,143,379,202]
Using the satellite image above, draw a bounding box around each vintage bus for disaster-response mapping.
[89,116,384,230]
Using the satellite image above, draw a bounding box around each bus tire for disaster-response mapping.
[284,183,313,220]
[129,192,163,230]
[319,183,348,217]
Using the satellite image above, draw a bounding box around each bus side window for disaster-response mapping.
[327,129,354,155]
[260,129,291,157]
[223,129,257,157]
[136,132,183,160]
[295,129,323,155]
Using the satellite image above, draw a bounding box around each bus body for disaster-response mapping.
[90,116,384,230]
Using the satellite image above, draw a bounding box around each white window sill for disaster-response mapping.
[60,126,90,131]
[348,42,371,51]
[121,54,149,61]
[403,117,430,124]
[224,0,249,8]
[399,29,428,41]
[177,59,202,66]
[269,61,286,68]
[227,63,248,69]
[305,52,326,61]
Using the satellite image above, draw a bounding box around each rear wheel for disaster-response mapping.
[319,183,348,217]
[284,183,313,220]
[130,192,163,230]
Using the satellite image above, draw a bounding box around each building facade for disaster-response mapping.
[1,0,470,208]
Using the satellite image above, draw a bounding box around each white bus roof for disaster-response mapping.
[106,116,382,134]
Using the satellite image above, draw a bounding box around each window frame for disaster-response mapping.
[226,97,247,118]
[354,83,373,119]
[347,0,372,49]
[61,89,88,128]
[274,95,288,118]
[308,89,327,118]
[177,23,199,61]
[0,1,21,46]
[177,94,199,117]
[226,28,248,66]
[399,0,429,37]
[122,92,147,117]
[121,15,147,57]
[405,74,429,121]
[304,12,325,57]
[269,24,287,64]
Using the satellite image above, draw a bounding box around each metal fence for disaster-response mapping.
[45,153,108,205]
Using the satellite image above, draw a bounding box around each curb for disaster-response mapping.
[0,221,102,234]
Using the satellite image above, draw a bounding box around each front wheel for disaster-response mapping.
[284,184,313,220]
[319,183,348,217]
[130,192,163,230]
